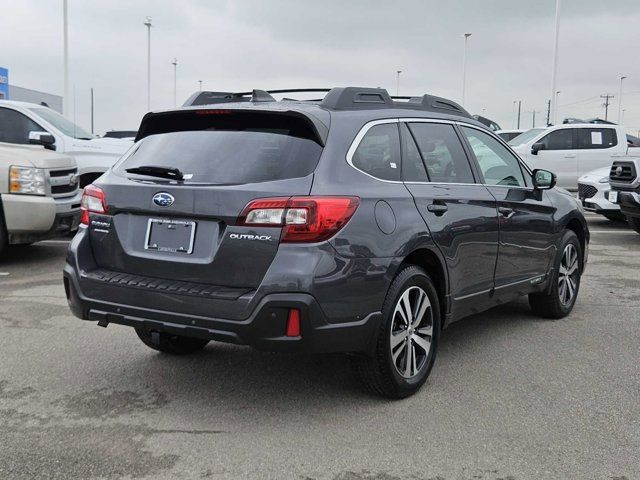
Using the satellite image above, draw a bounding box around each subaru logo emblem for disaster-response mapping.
[153,192,174,207]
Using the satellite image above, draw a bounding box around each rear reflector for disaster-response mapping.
[286,309,301,337]
[80,184,108,225]
[237,196,359,243]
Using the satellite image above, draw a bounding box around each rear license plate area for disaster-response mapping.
[145,219,196,254]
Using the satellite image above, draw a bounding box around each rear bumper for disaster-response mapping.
[63,227,386,354]
[63,266,380,353]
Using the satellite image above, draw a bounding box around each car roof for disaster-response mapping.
[0,100,45,109]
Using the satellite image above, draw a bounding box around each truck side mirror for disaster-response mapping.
[28,131,56,150]
[531,142,545,155]
[532,169,556,190]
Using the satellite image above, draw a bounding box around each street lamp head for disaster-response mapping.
[621,75,627,81]
[144,16,152,27]
[172,57,178,66]
[464,33,472,38]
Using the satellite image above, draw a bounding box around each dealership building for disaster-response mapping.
[0,66,63,113]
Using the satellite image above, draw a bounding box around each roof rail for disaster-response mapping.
[182,86,472,118]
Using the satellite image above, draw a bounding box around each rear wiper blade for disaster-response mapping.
[125,165,184,181]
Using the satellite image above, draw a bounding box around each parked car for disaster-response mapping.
[609,157,640,234]
[510,123,629,190]
[496,129,527,143]
[0,100,131,187]
[64,87,589,398]
[0,142,81,255]
[578,166,624,221]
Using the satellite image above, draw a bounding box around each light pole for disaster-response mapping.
[555,91,560,123]
[549,0,561,124]
[63,0,69,117]
[198,80,203,91]
[144,16,153,111]
[461,33,472,107]
[396,70,402,96]
[618,75,627,124]
[172,58,178,108]
[513,100,522,129]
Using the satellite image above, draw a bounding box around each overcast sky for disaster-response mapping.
[2,0,640,135]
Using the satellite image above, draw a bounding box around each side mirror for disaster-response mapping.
[531,142,545,155]
[532,169,556,190]
[28,131,56,150]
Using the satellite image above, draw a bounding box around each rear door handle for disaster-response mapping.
[498,206,515,218]
[427,203,448,215]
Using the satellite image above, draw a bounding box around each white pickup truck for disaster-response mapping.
[0,100,131,187]
[0,142,81,255]
[509,124,629,190]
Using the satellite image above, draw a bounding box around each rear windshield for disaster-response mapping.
[115,112,323,185]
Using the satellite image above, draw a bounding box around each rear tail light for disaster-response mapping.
[237,196,359,243]
[80,184,108,225]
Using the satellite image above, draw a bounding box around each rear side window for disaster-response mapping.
[539,129,575,150]
[577,128,617,149]
[400,123,429,182]
[408,122,474,184]
[351,123,401,181]
[116,112,323,185]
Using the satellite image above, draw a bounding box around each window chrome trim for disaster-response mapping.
[345,117,535,186]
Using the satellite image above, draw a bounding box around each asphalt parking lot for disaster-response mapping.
[0,213,638,480]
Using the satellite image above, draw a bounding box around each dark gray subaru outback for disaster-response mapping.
[64,87,589,398]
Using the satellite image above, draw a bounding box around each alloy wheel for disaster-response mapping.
[558,243,579,306]
[389,286,434,379]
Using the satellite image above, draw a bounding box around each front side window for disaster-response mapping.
[351,123,401,181]
[0,107,45,144]
[508,128,545,146]
[28,107,95,140]
[408,122,474,184]
[577,128,617,149]
[462,127,528,187]
[538,129,575,150]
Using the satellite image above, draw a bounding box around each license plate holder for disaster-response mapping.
[145,218,196,254]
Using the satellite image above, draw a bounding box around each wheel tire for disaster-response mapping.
[628,216,640,234]
[135,328,209,355]
[353,265,440,399]
[529,230,582,319]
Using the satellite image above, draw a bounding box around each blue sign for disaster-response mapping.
[0,67,8,99]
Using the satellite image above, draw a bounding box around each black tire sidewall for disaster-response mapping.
[381,266,440,393]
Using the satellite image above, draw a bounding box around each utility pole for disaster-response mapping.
[90,87,94,134]
[516,100,522,129]
[461,33,472,107]
[396,70,402,96]
[172,58,178,108]
[63,0,69,117]
[600,94,614,121]
[546,99,551,126]
[530,110,539,128]
[549,0,561,124]
[144,16,153,111]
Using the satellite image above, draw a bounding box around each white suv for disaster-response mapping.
[509,124,628,190]
[0,101,131,187]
